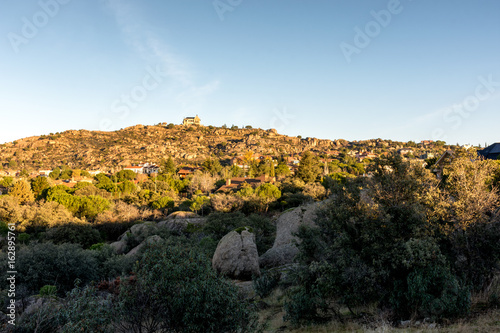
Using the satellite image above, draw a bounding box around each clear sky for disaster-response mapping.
[1,0,499,146]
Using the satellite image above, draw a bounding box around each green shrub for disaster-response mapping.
[44,223,102,249]
[116,242,257,332]
[253,269,281,298]
[39,285,57,298]
[3,242,99,295]
[392,265,470,319]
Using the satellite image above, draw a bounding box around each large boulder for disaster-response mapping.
[212,228,260,280]
[157,211,206,233]
[259,203,320,268]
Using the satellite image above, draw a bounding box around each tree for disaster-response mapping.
[297,151,321,183]
[49,167,61,179]
[31,176,51,197]
[190,195,210,215]
[115,243,255,333]
[201,158,222,176]
[150,196,175,210]
[116,170,136,182]
[210,193,243,213]
[162,156,176,174]
[0,176,14,187]
[188,171,216,195]
[285,154,471,322]
[9,180,34,204]
[275,163,291,177]
[256,183,281,211]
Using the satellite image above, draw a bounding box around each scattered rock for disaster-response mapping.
[126,235,163,256]
[212,228,260,280]
[110,240,127,255]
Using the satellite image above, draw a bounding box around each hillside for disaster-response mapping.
[0,123,443,172]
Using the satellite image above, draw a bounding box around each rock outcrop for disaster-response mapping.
[212,228,260,280]
[126,235,163,256]
[259,203,320,268]
[110,221,158,254]
[157,211,205,233]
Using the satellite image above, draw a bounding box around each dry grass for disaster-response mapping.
[258,309,500,333]
[256,286,500,333]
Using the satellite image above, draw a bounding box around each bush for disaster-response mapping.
[392,265,470,319]
[0,242,99,295]
[115,242,256,332]
[253,269,281,298]
[44,223,102,249]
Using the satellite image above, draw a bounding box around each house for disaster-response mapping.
[39,169,52,176]
[142,163,160,175]
[216,175,276,193]
[177,166,198,179]
[124,165,144,174]
[89,170,102,176]
[478,143,500,160]
[182,115,201,126]
[398,148,414,156]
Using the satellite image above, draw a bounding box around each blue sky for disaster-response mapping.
[1,0,499,146]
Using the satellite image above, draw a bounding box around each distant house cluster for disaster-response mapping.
[182,115,201,126]
[124,163,160,175]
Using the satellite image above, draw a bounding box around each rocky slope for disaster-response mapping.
[0,124,349,171]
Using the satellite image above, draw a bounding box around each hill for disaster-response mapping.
[0,123,444,172]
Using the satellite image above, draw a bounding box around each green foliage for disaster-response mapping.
[150,196,174,210]
[391,265,470,319]
[115,169,136,182]
[115,242,256,333]
[275,162,291,177]
[253,269,281,298]
[39,285,57,298]
[8,180,34,204]
[0,176,14,187]
[49,167,61,179]
[3,242,99,294]
[284,154,491,322]
[94,173,115,192]
[117,180,136,194]
[18,232,31,244]
[203,212,275,255]
[202,157,222,175]
[58,285,114,333]
[44,223,102,248]
[297,151,322,183]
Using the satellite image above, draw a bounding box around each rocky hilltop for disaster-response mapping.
[0,124,351,171]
